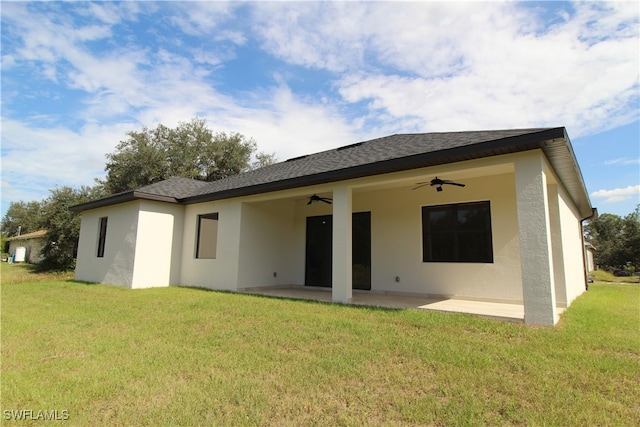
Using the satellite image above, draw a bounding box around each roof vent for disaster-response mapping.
[286,155,308,162]
[336,142,364,151]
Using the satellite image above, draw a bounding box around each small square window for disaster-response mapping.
[196,213,219,259]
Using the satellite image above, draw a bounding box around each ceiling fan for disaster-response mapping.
[413,177,466,192]
[307,194,333,205]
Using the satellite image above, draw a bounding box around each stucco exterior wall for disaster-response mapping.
[362,173,523,302]
[237,200,296,288]
[585,247,595,272]
[74,150,586,315]
[179,200,242,290]
[557,184,588,305]
[75,202,140,286]
[280,169,524,302]
[130,201,184,288]
[8,238,45,263]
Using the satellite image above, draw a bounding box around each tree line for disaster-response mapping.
[583,207,640,275]
[1,118,275,270]
[2,117,638,274]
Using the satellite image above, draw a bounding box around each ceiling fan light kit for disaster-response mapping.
[412,177,466,192]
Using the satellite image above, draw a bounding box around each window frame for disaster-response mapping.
[97,217,108,258]
[195,212,219,259]
[422,201,494,263]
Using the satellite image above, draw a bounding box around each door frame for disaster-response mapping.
[304,212,371,290]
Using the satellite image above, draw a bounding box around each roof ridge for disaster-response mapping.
[73,127,590,218]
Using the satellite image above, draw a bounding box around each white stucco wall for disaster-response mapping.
[585,247,595,272]
[556,184,588,305]
[179,200,242,290]
[362,173,523,302]
[75,202,140,286]
[130,201,184,288]
[75,200,184,288]
[237,199,296,288]
[74,149,586,315]
[544,175,587,308]
[281,169,524,303]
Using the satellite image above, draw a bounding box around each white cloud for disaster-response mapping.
[254,1,639,135]
[0,118,136,212]
[1,1,638,218]
[604,158,640,166]
[591,185,640,203]
[208,84,362,160]
[168,1,242,38]
[1,118,131,181]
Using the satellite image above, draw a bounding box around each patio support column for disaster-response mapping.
[515,153,558,326]
[332,185,352,304]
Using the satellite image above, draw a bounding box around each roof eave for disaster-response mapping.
[538,129,594,219]
[70,127,593,219]
[70,191,178,212]
[182,128,576,204]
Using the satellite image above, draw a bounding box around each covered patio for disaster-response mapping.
[239,285,537,322]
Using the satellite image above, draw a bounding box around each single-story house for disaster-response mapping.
[584,242,596,272]
[72,127,595,326]
[6,230,47,263]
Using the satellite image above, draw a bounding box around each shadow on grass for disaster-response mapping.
[176,285,404,312]
[66,279,100,286]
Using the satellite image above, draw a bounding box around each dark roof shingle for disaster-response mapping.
[72,127,592,217]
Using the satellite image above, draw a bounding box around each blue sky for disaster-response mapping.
[1,1,638,218]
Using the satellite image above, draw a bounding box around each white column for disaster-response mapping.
[332,185,352,304]
[515,153,558,326]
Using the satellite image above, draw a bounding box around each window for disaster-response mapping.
[97,217,108,258]
[422,201,493,263]
[196,213,219,259]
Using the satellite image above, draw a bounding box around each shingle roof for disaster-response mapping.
[7,230,47,241]
[71,127,593,217]
[185,128,555,201]
[135,177,212,199]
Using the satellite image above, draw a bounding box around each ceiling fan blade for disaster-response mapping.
[445,182,466,187]
[412,182,431,190]
[308,194,333,204]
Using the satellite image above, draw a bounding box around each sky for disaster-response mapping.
[1,1,639,220]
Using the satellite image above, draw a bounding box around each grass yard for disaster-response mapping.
[1,263,639,426]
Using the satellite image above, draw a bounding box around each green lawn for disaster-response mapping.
[2,263,639,426]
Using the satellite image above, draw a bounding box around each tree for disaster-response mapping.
[101,118,259,194]
[621,208,640,272]
[38,186,106,271]
[584,207,640,272]
[1,200,45,237]
[252,152,277,170]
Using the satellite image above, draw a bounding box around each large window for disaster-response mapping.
[196,213,219,259]
[422,201,493,263]
[97,217,108,258]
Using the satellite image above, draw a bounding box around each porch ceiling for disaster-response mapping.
[239,159,516,205]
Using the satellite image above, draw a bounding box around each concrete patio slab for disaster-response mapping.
[240,286,528,322]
